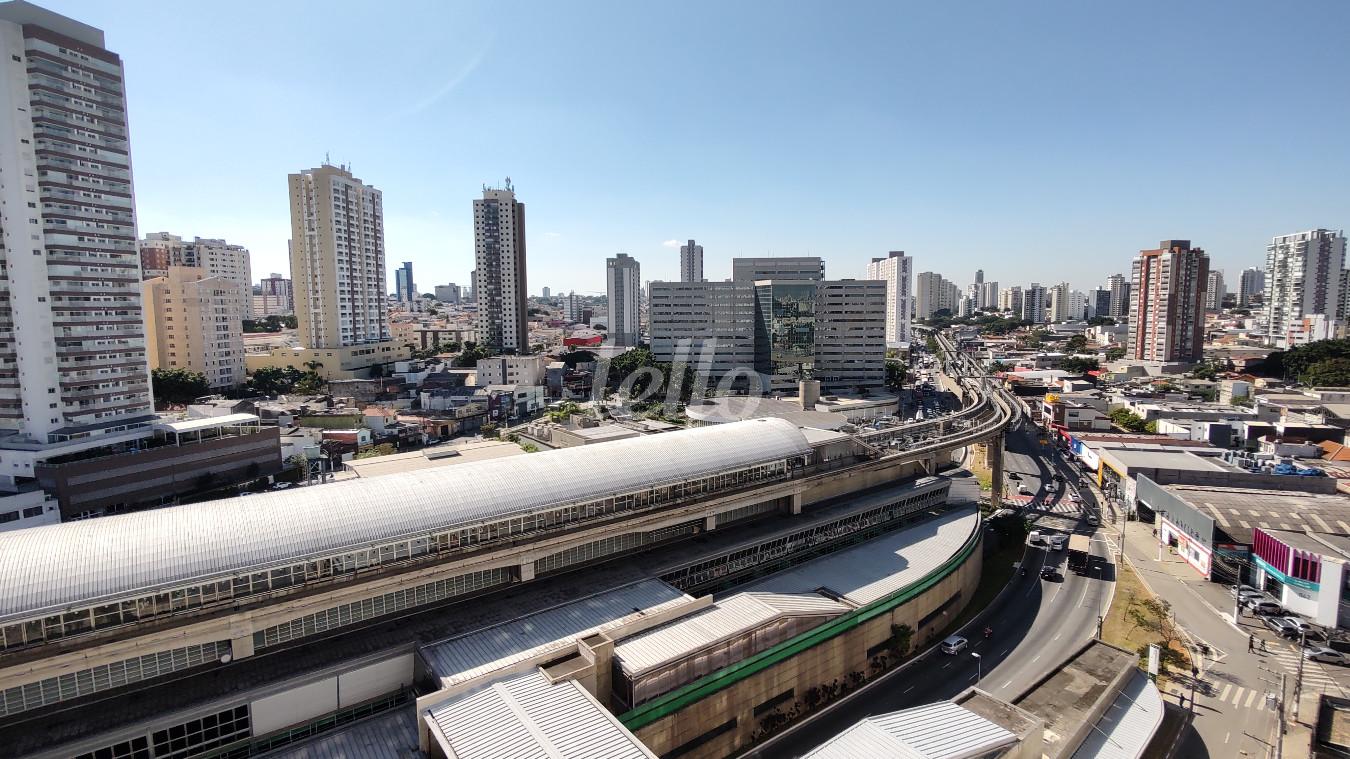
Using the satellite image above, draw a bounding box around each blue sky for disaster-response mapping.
[45,0,1350,295]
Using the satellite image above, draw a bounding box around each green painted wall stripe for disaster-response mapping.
[619,518,982,730]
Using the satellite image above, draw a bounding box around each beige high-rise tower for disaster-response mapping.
[474,181,529,353]
[142,268,246,389]
[288,164,389,348]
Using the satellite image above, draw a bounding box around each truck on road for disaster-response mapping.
[1067,534,1091,573]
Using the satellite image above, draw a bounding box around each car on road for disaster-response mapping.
[1263,616,1301,638]
[1086,514,1100,526]
[1007,472,1022,480]
[1048,535,1067,551]
[1052,473,1065,483]
[1017,483,1029,495]
[1281,616,1318,637]
[1305,647,1350,666]
[1250,600,1285,616]
[940,635,968,654]
[1040,566,1061,581]
[1230,584,1262,599]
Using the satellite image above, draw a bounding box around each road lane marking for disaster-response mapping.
[1001,649,1009,656]
[903,686,914,693]
[1230,686,1245,706]
[1218,683,1231,701]
[1245,689,1258,708]
[1053,633,1062,641]
[1002,679,1013,688]
[942,662,951,669]
[1031,654,1041,663]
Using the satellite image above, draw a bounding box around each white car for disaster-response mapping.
[1305,647,1350,666]
[940,635,968,654]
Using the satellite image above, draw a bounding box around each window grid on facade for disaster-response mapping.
[1,640,230,718]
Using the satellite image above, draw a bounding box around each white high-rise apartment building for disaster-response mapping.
[679,239,704,282]
[606,253,641,346]
[1128,240,1209,362]
[1238,267,1264,307]
[1021,284,1047,323]
[1205,270,1225,311]
[1047,282,1072,322]
[474,182,528,353]
[0,3,156,464]
[866,251,912,346]
[915,272,944,320]
[998,286,1022,315]
[562,292,584,323]
[288,164,388,348]
[139,233,251,326]
[1106,274,1131,319]
[1264,229,1346,348]
[980,281,999,311]
[143,267,246,389]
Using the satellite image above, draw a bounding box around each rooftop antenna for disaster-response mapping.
[505,176,513,191]
[324,151,330,166]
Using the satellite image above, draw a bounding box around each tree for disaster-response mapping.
[354,443,396,459]
[562,350,597,368]
[1059,357,1099,374]
[1187,361,1222,381]
[152,368,210,405]
[1302,358,1350,387]
[1109,407,1149,433]
[925,335,940,353]
[884,360,907,390]
[453,341,493,368]
[1087,316,1117,326]
[1105,347,1126,361]
[989,360,1011,373]
[1064,335,1089,353]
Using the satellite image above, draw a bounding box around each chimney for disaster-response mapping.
[799,379,821,410]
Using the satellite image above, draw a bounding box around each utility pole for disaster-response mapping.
[1275,671,1287,759]
[1293,630,1307,720]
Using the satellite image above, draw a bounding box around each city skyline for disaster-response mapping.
[25,0,1350,294]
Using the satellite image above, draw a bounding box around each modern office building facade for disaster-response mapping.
[1264,229,1346,348]
[732,256,824,282]
[754,280,886,392]
[607,253,641,346]
[866,251,912,346]
[649,280,757,390]
[394,261,415,303]
[1127,240,1209,362]
[433,283,460,305]
[0,2,156,471]
[679,239,704,282]
[1091,288,1111,319]
[288,164,389,348]
[142,267,246,389]
[473,183,529,353]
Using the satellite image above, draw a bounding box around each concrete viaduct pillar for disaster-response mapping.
[988,433,1005,509]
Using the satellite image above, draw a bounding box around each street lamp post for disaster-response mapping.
[972,652,982,684]
[1294,629,1307,720]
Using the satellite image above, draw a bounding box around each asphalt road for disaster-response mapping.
[752,413,1115,757]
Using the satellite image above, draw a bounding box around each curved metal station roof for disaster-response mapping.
[0,418,811,622]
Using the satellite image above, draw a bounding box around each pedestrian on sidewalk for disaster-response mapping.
[1248,634,1254,653]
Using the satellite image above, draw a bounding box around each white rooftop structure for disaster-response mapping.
[425,669,656,759]
[614,591,848,677]
[803,701,1018,758]
[154,413,261,434]
[421,579,694,687]
[741,506,981,606]
[1071,671,1165,759]
[0,418,809,624]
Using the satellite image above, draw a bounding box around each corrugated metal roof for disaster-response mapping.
[427,669,656,759]
[1071,670,1165,759]
[421,578,694,686]
[0,418,808,622]
[804,701,1017,759]
[259,708,420,759]
[614,592,847,676]
[740,507,980,606]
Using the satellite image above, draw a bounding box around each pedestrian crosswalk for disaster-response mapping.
[1210,682,1276,711]
[1264,644,1347,695]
